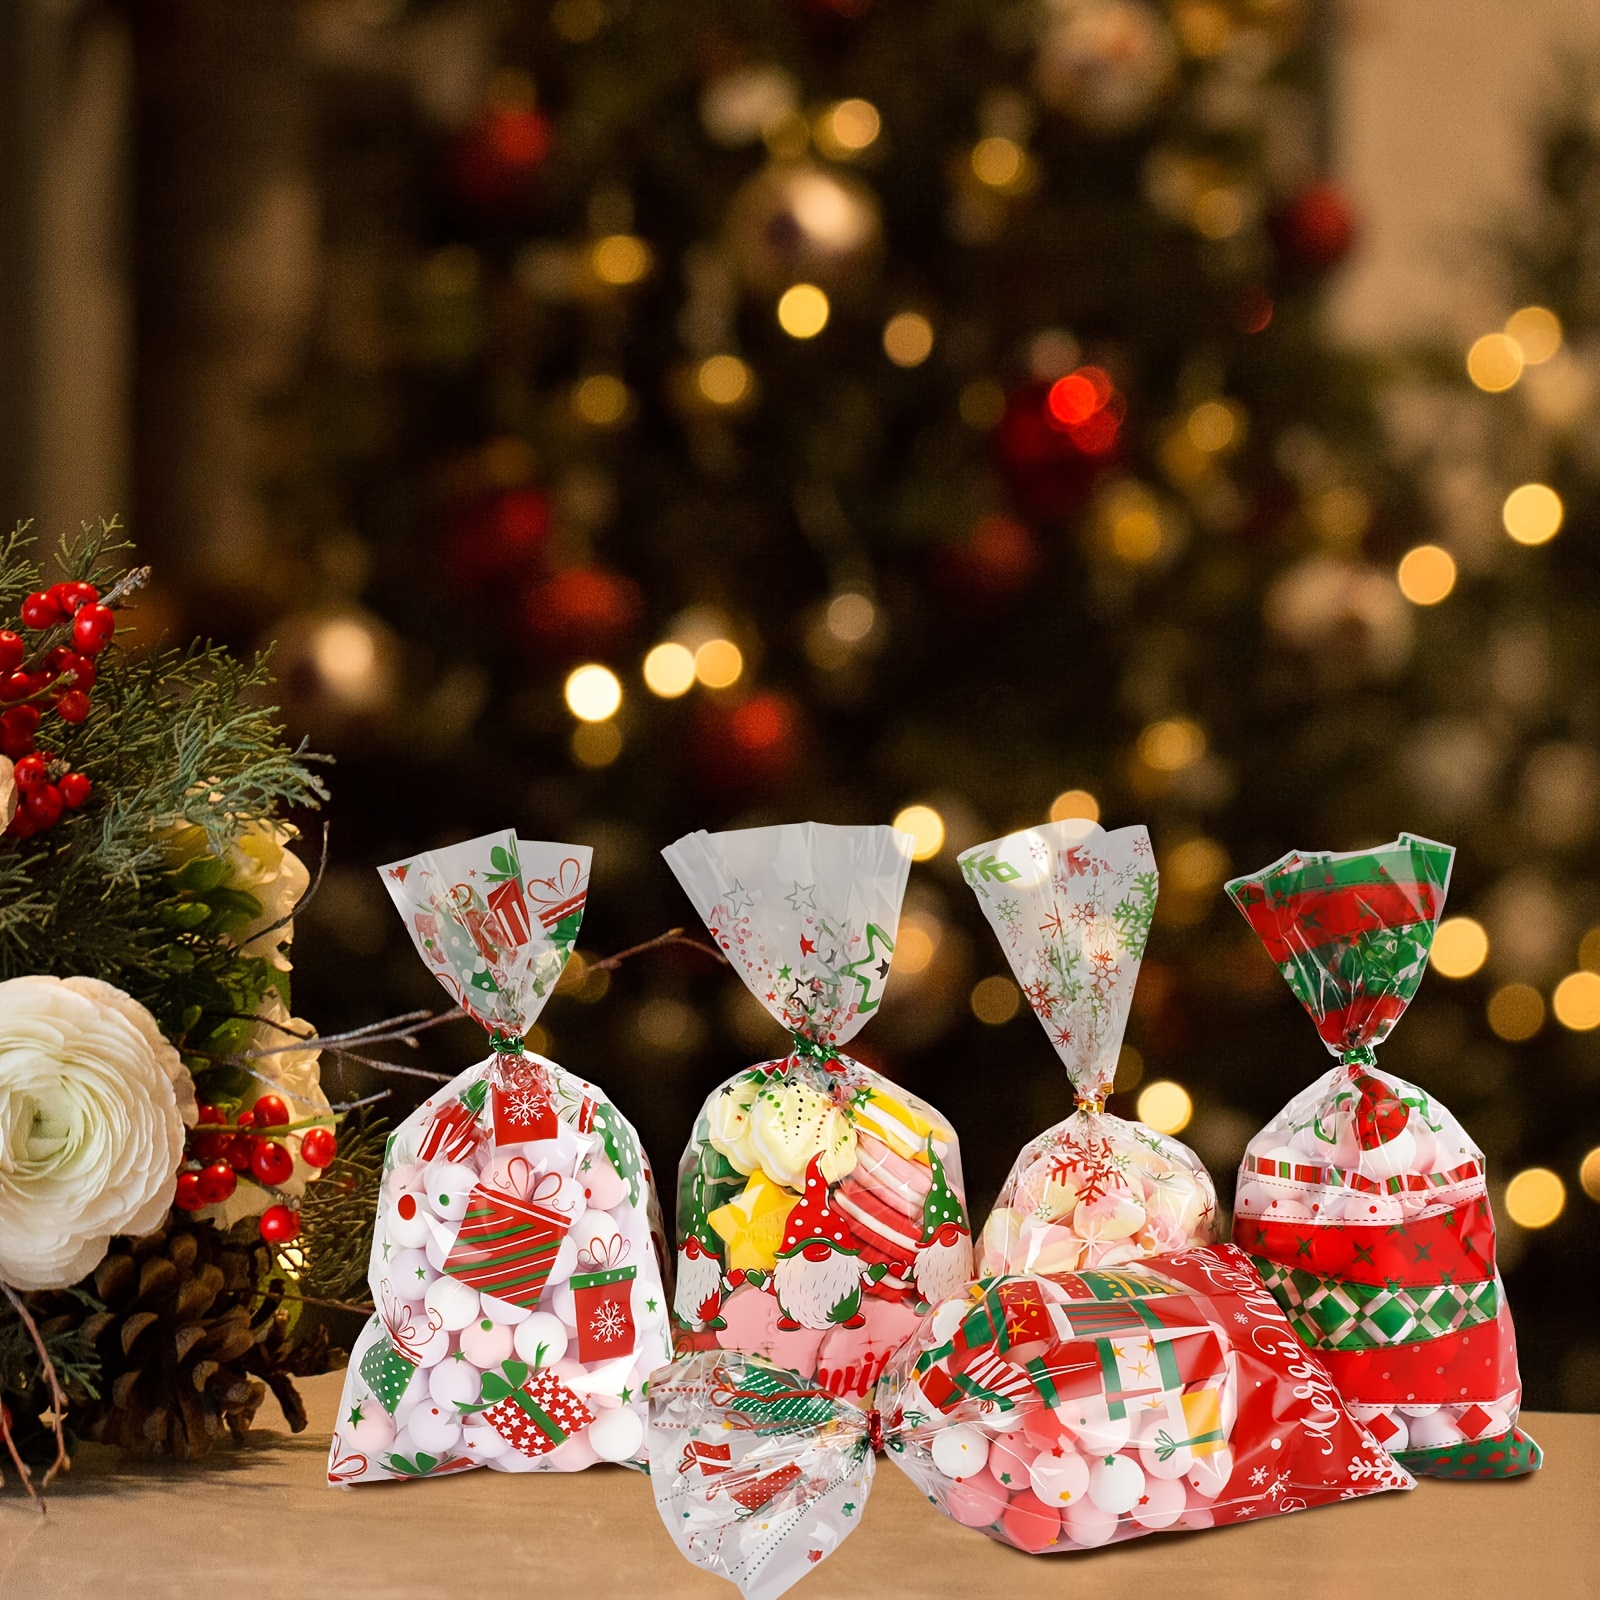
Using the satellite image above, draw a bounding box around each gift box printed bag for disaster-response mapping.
[663,822,973,1403]
[648,1246,1413,1600]
[328,831,671,1485]
[961,821,1217,1276]
[1227,834,1540,1479]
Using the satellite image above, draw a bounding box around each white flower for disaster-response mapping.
[167,817,310,970]
[0,755,15,830]
[0,975,197,1290]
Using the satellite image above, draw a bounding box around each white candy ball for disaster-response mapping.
[569,1209,626,1270]
[1185,1446,1232,1500]
[385,1248,432,1297]
[425,1275,481,1332]
[458,1317,515,1370]
[1290,1118,1360,1167]
[344,1406,396,1457]
[587,1406,645,1463]
[407,1319,452,1369]
[1396,1402,1439,1417]
[423,1216,457,1273]
[1138,1436,1192,1480]
[1061,1494,1119,1548]
[1405,1411,1465,1450]
[423,1160,480,1220]
[386,1191,432,1250]
[545,1235,580,1290]
[1057,1398,1131,1455]
[930,1424,989,1481]
[1029,1448,1089,1507]
[479,1291,533,1325]
[493,1447,544,1473]
[1088,1453,1145,1515]
[461,1421,511,1461]
[542,1431,601,1471]
[1369,1413,1409,1452]
[546,1279,577,1326]
[1359,1128,1416,1181]
[513,1313,569,1369]
[428,1356,482,1410]
[405,1402,462,1456]
[1129,1472,1186,1530]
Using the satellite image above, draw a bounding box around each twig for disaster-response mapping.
[327,1091,391,1113]
[250,819,329,944]
[587,926,728,972]
[0,1279,70,1507]
[275,1292,377,1316]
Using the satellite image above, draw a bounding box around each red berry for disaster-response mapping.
[258,1204,298,1243]
[227,1132,259,1172]
[235,1107,257,1129]
[58,581,98,614]
[42,646,71,677]
[193,1128,230,1162]
[71,604,116,655]
[60,652,96,690]
[20,593,62,629]
[299,1126,338,1169]
[252,1139,295,1187]
[59,772,92,809]
[56,689,90,724]
[174,1171,206,1212]
[251,1093,290,1131]
[0,632,22,673]
[3,705,40,738]
[6,809,37,840]
[14,753,48,789]
[0,672,31,702]
[25,783,62,827]
[196,1161,238,1205]
[196,1102,222,1124]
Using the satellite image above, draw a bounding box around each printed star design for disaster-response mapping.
[777,964,792,980]
[413,1265,427,1280]
[875,959,890,978]
[799,936,816,955]
[723,879,753,915]
[997,1470,1013,1485]
[452,1349,469,1362]
[646,1298,659,1313]
[843,1502,856,1516]
[620,1386,633,1404]
[786,882,816,912]
[348,1404,366,1427]
[382,1241,392,1260]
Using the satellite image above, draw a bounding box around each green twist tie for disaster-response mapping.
[788,1031,842,1070]
[1340,1045,1378,1070]
[489,1029,525,1056]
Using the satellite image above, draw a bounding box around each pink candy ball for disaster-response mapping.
[457,1316,515,1369]
[1001,1489,1062,1554]
[946,1474,1007,1529]
[1129,1471,1186,1530]
[984,1437,1033,1495]
[1061,1492,1119,1548]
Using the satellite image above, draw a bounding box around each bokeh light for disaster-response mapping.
[1487,982,1544,1042]
[893,803,945,860]
[1466,332,1524,392]
[1396,544,1456,605]
[1049,788,1100,824]
[970,974,1020,1024]
[1505,1166,1565,1229]
[1552,970,1600,1031]
[1505,305,1562,364]
[1137,1080,1193,1134]
[571,720,622,767]
[642,641,696,698]
[1502,483,1563,546]
[590,233,652,285]
[572,373,630,425]
[697,354,753,407]
[825,592,876,643]
[883,311,934,367]
[971,136,1024,189]
[1430,916,1489,978]
[821,97,880,153]
[1138,717,1206,772]
[1186,398,1238,453]
[693,638,744,688]
[1581,1148,1600,1204]
[777,283,830,338]
[894,913,939,976]
[564,663,622,722]
[310,616,383,709]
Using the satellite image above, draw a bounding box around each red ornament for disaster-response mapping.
[25,783,63,827]
[173,1171,205,1212]
[20,592,62,629]
[71,604,116,655]
[251,1139,295,1187]
[196,1161,238,1205]
[0,632,22,673]
[1273,183,1357,272]
[258,1204,299,1243]
[693,692,803,793]
[252,1093,290,1131]
[449,488,550,589]
[522,566,643,658]
[56,689,91,724]
[935,514,1042,604]
[299,1126,338,1169]
[59,772,92,809]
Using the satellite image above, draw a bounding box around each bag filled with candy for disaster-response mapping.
[648,1244,1414,1599]
[1227,833,1540,1479]
[960,820,1217,1276]
[329,831,672,1485]
[663,821,973,1403]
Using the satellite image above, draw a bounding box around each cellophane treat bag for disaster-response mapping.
[648,1246,1413,1599]
[329,831,671,1485]
[663,821,973,1403]
[1227,834,1540,1480]
[960,820,1217,1275]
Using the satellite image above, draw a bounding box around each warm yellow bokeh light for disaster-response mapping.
[1552,970,1600,1031]
[777,283,830,338]
[1049,788,1100,824]
[571,719,623,768]
[959,378,1006,431]
[1137,1080,1193,1135]
[1186,399,1238,454]
[1466,332,1524,392]
[825,97,880,152]
[694,638,744,689]
[573,373,630,426]
[826,591,876,643]
[1430,916,1489,979]
[564,663,622,722]
[1192,187,1245,240]
[1138,718,1206,773]
[970,974,1021,1025]
[970,136,1024,189]
[894,915,939,977]
[311,616,380,704]
[1115,1045,1145,1092]
[1505,305,1562,365]
[697,354,753,407]
[893,803,945,861]
[1487,982,1544,1042]
[1581,926,1600,974]
[1502,483,1564,546]
[642,641,697,698]
[1164,837,1228,895]
[1580,1147,1600,1203]
[1396,544,1456,605]
[883,311,935,368]
[1504,1166,1565,1229]
[590,233,652,285]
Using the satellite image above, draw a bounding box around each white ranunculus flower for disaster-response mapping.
[0,755,15,831]
[0,975,197,1290]
[166,817,310,970]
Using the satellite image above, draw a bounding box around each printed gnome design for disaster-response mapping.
[648,1248,1414,1600]
[328,831,671,1486]
[664,822,973,1403]
[1227,835,1540,1480]
[961,821,1217,1277]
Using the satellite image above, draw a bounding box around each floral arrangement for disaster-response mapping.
[0,521,380,1487]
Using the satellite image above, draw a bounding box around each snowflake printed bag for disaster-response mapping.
[646,1246,1413,1599]
[961,821,1217,1277]
[663,821,973,1404]
[1227,834,1540,1479]
[329,830,671,1485]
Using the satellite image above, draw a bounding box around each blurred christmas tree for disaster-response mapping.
[133,3,1595,1404]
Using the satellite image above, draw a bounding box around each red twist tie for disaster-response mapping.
[866,1409,885,1454]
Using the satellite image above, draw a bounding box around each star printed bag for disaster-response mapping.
[1227,834,1540,1480]
[329,830,671,1486]
[663,822,973,1404]
[961,821,1218,1278]
[647,1246,1413,1600]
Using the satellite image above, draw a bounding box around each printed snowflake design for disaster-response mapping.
[1051,1024,1075,1050]
[1346,1455,1413,1490]
[1066,898,1098,927]
[590,1300,630,1345]
[504,1089,548,1126]
[996,897,1022,933]
[1022,977,1057,1018]
[1233,1312,1250,1325]
[1266,1471,1290,1500]
[1088,949,1122,996]
[1250,1466,1269,1487]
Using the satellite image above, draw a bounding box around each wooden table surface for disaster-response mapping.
[2,1372,1595,1599]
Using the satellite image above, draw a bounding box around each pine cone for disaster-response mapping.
[30,1212,333,1460]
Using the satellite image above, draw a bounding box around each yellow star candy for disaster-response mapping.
[708,1171,798,1272]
